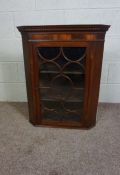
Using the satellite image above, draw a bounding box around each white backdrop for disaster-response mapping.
[0,0,120,102]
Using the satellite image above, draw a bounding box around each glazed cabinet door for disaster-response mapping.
[31,41,90,128]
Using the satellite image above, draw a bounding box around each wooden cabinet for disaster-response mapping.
[18,25,110,129]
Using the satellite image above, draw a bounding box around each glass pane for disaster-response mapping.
[38,47,86,122]
[63,47,86,61]
[38,47,60,60]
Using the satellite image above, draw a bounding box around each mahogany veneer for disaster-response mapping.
[18,25,110,129]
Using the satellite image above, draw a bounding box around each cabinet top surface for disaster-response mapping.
[17,24,110,33]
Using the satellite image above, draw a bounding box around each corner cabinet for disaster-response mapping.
[18,25,110,129]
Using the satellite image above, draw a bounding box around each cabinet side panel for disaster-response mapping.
[21,33,39,125]
[84,41,105,127]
